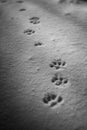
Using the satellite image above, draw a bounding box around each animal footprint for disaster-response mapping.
[29,17,40,24]
[50,95,63,108]
[49,58,66,70]
[55,77,68,86]
[42,92,57,104]
[42,92,63,108]
[24,29,35,35]
[51,73,68,86]
[34,42,43,47]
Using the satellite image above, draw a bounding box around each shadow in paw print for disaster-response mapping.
[16,0,24,3]
[76,0,87,4]
[51,74,58,83]
[50,95,63,108]
[49,58,66,70]
[34,42,43,47]
[19,8,26,11]
[57,96,63,103]
[42,92,57,104]
[50,101,58,107]
[29,17,40,24]
[0,0,7,3]
[24,29,35,35]
[63,78,68,84]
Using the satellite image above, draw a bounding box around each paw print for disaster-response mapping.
[24,29,35,35]
[50,95,63,108]
[29,17,40,24]
[34,42,43,47]
[42,92,57,104]
[42,92,63,108]
[49,58,66,70]
[51,73,68,86]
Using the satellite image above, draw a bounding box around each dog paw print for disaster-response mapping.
[24,29,35,35]
[42,92,63,108]
[50,95,63,108]
[29,17,40,24]
[42,92,57,104]
[49,58,66,70]
[34,42,43,47]
[51,73,68,86]
[55,77,68,86]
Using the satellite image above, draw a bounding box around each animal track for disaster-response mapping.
[42,92,57,104]
[19,8,26,11]
[51,73,68,86]
[42,92,63,108]
[50,96,63,107]
[49,58,66,70]
[29,17,40,24]
[34,42,43,46]
[24,29,35,35]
